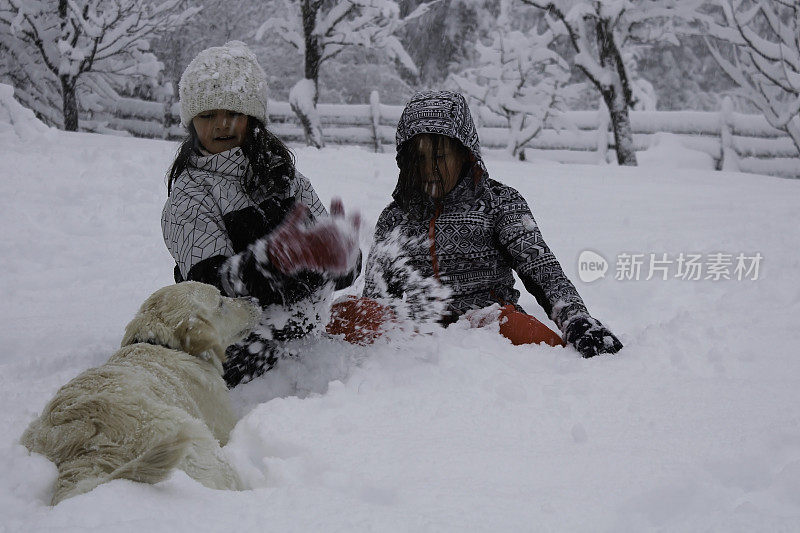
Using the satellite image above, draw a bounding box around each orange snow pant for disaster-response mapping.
[327,297,565,348]
[326,295,396,345]
[495,304,566,347]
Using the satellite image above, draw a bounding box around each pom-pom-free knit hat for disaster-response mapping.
[179,41,268,127]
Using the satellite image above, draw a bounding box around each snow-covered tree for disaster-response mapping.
[622,49,657,110]
[150,0,262,96]
[398,0,494,86]
[0,0,197,130]
[256,0,429,147]
[635,36,734,110]
[695,0,800,153]
[451,0,574,159]
[519,0,704,165]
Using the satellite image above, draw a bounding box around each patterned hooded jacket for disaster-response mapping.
[162,147,359,307]
[362,91,589,332]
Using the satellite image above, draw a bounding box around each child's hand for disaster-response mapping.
[268,198,361,276]
[563,316,623,358]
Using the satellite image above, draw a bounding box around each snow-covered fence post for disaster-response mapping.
[596,101,609,164]
[369,90,382,153]
[719,96,739,172]
[162,99,174,140]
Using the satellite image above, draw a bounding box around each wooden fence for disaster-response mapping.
[81,91,800,179]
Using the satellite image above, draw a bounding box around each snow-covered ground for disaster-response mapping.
[2,97,800,531]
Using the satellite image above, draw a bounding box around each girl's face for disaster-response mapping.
[192,110,248,154]
[414,134,465,199]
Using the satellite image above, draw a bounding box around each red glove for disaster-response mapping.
[268,197,360,276]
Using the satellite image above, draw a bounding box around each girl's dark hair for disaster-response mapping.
[167,117,295,196]
[395,134,468,208]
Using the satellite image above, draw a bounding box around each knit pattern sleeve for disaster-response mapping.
[493,184,589,332]
[162,172,234,280]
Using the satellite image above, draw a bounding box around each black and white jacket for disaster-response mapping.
[363,91,589,333]
[162,147,359,308]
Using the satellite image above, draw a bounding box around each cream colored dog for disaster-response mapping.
[21,281,262,505]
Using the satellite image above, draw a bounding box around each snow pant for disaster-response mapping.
[495,304,565,347]
[325,295,396,345]
[326,297,565,348]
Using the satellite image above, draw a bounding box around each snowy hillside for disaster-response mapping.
[1,102,799,531]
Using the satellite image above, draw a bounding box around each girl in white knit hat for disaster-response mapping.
[161,41,362,387]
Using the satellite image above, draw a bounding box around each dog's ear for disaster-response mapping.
[175,316,227,374]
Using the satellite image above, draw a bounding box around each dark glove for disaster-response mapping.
[268,197,360,276]
[564,316,623,358]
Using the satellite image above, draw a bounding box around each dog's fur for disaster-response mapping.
[21,282,262,505]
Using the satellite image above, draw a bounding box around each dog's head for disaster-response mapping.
[120,282,262,374]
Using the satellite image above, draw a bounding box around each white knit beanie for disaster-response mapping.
[179,41,268,127]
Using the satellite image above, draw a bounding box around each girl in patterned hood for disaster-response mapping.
[360,90,622,358]
[162,42,362,386]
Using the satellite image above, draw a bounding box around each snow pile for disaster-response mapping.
[0,83,52,142]
[1,130,800,530]
[638,132,716,170]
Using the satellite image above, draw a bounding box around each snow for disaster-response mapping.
[450,2,574,158]
[259,0,421,78]
[1,0,192,128]
[701,0,800,154]
[261,99,798,176]
[637,132,715,170]
[2,109,800,530]
[289,79,319,118]
[109,97,167,120]
[0,84,53,141]
[289,78,325,147]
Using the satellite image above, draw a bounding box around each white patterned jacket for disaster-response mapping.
[162,147,360,307]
